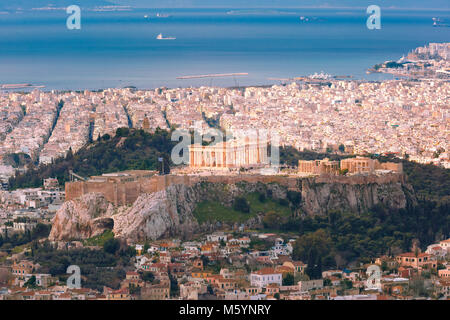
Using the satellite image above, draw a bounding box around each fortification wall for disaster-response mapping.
[379,162,403,173]
[314,172,404,185]
[65,172,404,206]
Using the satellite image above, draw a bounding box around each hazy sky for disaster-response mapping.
[2,0,449,10]
[113,0,450,9]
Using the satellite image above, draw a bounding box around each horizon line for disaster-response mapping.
[6,6,450,11]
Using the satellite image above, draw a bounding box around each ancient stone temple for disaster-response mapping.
[340,157,376,173]
[298,158,340,175]
[298,156,403,175]
[188,137,269,169]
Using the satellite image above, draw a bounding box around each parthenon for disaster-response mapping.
[188,137,269,169]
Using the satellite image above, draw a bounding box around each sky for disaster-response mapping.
[113,0,450,9]
[1,0,449,10]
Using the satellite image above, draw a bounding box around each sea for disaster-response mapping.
[0,7,449,90]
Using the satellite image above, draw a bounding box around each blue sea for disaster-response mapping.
[0,8,449,90]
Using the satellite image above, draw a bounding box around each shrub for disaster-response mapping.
[258,192,266,203]
[233,197,250,213]
[103,238,120,255]
[142,271,155,282]
[287,191,301,207]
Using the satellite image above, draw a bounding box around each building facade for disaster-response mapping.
[298,157,403,175]
[250,268,282,288]
[395,252,436,269]
[298,158,340,175]
[189,137,269,169]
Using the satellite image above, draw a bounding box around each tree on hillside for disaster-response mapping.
[169,272,179,297]
[65,147,73,161]
[24,275,37,288]
[263,211,285,229]
[141,271,155,283]
[282,273,295,286]
[115,127,130,137]
[103,238,120,255]
[287,190,301,208]
[233,197,250,213]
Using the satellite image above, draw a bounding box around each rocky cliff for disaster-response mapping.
[49,175,417,242]
[48,193,115,241]
[300,177,416,216]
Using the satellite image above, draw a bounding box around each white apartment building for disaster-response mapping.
[250,268,282,288]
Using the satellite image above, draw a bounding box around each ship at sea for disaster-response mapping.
[432,18,449,27]
[156,13,171,18]
[156,33,176,40]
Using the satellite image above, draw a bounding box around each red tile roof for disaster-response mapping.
[253,268,280,275]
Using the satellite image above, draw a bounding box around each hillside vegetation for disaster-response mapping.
[8,128,174,190]
[194,192,292,224]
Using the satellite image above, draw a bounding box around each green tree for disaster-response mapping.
[65,147,74,161]
[263,211,285,229]
[341,278,353,290]
[293,229,332,263]
[233,197,250,213]
[200,255,210,268]
[282,273,295,286]
[303,243,324,281]
[115,127,130,137]
[169,272,179,297]
[207,284,214,295]
[258,192,266,203]
[103,238,120,255]
[287,191,301,208]
[141,272,154,283]
[24,275,37,288]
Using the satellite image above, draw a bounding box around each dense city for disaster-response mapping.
[1,229,449,300]
[0,43,448,301]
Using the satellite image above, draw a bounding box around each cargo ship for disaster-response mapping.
[156,33,176,40]
[432,18,449,27]
[156,13,170,18]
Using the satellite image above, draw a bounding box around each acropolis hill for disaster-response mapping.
[51,105,412,241]
[65,137,404,206]
[53,168,415,241]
